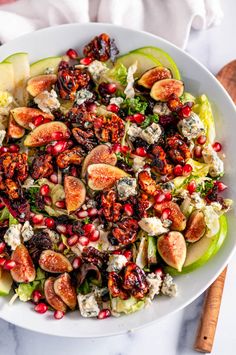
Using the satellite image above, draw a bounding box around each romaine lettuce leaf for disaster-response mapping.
[193,95,215,143]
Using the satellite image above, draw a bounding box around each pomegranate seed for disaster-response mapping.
[49,173,58,184]
[44,196,52,206]
[87,103,97,112]
[173,164,183,176]
[197,135,207,145]
[65,131,71,139]
[89,230,100,242]
[182,164,193,176]
[52,131,64,140]
[66,48,78,59]
[179,105,191,118]
[212,142,222,152]
[4,260,16,270]
[135,147,147,157]
[43,118,51,124]
[54,310,65,320]
[132,113,145,124]
[33,115,45,126]
[97,309,111,320]
[0,242,6,254]
[55,200,66,209]
[32,290,42,303]
[112,143,122,153]
[105,83,117,94]
[164,191,172,201]
[0,258,6,267]
[80,57,92,65]
[121,145,131,154]
[123,250,132,260]
[66,225,74,236]
[87,208,98,217]
[78,236,89,246]
[32,214,44,225]
[58,242,66,252]
[34,303,48,314]
[67,235,79,246]
[40,184,50,196]
[123,203,134,216]
[8,144,20,153]
[107,104,119,113]
[161,208,171,220]
[83,223,95,235]
[56,224,67,234]
[70,166,77,177]
[72,256,82,269]
[46,145,53,154]
[77,210,88,218]
[155,267,164,278]
[187,180,196,194]
[216,181,227,192]
[112,250,121,255]
[52,141,67,155]
[194,146,202,158]
[155,193,166,204]
[45,217,55,229]
[0,201,5,209]
[0,146,8,154]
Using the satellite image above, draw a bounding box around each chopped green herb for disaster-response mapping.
[141,114,159,128]
[197,180,215,197]
[83,217,91,224]
[122,97,148,115]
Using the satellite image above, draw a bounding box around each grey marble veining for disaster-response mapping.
[0,0,236,354]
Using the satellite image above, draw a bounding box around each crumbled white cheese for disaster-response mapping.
[0,129,6,146]
[4,224,22,250]
[124,62,137,99]
[22,176,35,188]
[45,229,60,243]
[132,156,146,173]
[88,60,108,80]
[147,273,163,299]
[127,123,142,141]
[77,293,100,318]
[202,144,224,177]
[138,217,169,236]
[161,274,177,297]
[140,123,162,144]
[117,177,137,200]
[153,102,171,116]
[75,89,93,105]
[106,254,127,272]
[178,112,205,140]
[34,89,60,113]
[21,221,34,242]
[109,97,124,107]
[44,67,54,74]
[191,192,206,209]
[203,205,220,237]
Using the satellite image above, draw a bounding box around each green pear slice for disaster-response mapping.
[0,62,14,92]
[30,56,62,77]
[0,270,13,296]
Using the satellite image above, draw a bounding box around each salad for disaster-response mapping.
[0,33,232,320]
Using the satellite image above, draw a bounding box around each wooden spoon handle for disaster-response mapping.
[194,267,227,353]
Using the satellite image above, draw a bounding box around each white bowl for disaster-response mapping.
[0,23,235,338]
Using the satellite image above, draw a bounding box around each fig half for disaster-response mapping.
[44,277,67,312]
[185,210,206,243]
[138,66,172,89]
[157,231,187,272]
[8,114,25,139]
[54,273,77,310]
[10,244,36,283]
[154,201,186,231]
[150,79,184,101]
[11,107,54,129]
[24,121,68,147]
[27,74,57,97]
[39,250,73,273]
[87,163,128,190]
[64,176,86,213]
[81,144,117,178]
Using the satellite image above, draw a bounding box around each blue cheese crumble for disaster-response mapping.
[117,177,137,200]
[202,144,224,177]
[34,89,60,113]
[75,89,93,105]
[77,293,100,318]
[106,255,127,272]
[138,217,169,236]
[178,112,205,140]
[128,122,162,144]
[4,224,22,250]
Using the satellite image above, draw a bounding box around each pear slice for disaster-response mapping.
[30,56,62,77]
[0,62,14,92]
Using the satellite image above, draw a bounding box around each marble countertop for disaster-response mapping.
[1,1,236,355]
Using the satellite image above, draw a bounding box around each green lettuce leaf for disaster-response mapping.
[107,63,128,86]
[122,97,148,115]
[111,296,145,314]
[193,94,215,143]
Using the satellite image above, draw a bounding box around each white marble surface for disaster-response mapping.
[0,1,236,354]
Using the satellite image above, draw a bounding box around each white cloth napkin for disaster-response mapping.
[0,0,223,48]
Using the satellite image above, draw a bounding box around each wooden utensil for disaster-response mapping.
[194,60,236,353]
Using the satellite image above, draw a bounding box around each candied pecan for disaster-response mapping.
[108,272,129,300]
[56,64,91,100]
[151,145,173,176]
[138,171,159,196]
[101,190,122,223]
[123,262,149,299]
[112,218,139,245]
[30,154,53,179]
[82,246,108,268]
[26,231,53,262]
[67,106,96,128]
[166,134,191,165]
[0,152,28,182]
[94,114,124,143]
[72,127,97,151]
[83,33,119,62]
[167,94,183,112]
[56,146,84,169]
[4,179,19,199]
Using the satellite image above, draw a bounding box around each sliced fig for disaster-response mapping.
[8,114,25,139]
[154,201,186,231]
[24,121,68,147]
[157,231,186,272]
[11,244,36,283]
[81,144,117,178]
[54,272,77,310]
[185,210,206,243]
[138,66,172,89]
[11,107,54,129]
[87,163,128,190]
[27,74,57,97]
[39,250,73,273]
[44,277,67,312]
[150,79,184,101]
[64,176,86,213]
